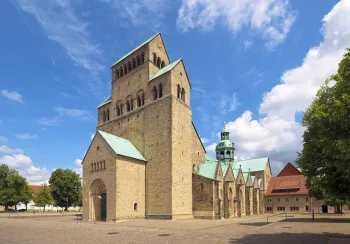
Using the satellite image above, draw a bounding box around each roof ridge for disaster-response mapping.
[96,96,112,109]
[111,32,161,67]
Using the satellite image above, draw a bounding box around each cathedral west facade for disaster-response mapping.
[82,33,271,221]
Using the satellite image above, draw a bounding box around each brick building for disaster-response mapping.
[81,33,271,221]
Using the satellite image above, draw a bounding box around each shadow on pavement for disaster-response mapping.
[238,222,271,227]
[282,218,350,223]
[229,232,350,244]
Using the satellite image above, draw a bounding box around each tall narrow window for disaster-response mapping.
[158,83,163,98]
[153,86,158,100]
[103,160,106,169]
[107,109,110,121]
[115,70,120,79]
[177,85,181,98]
[120,104,123,115]
[141,52,145,63]
[153,53,157,64]
[132,58,136,68]
[128,61,132,71]
[127,101,130,112]
[120,67,123,76]
[161,61,165,68]
[117,106,120,117]
[103,111,106,122]
[130,99,134,110]
[134,203,138,211]
[181,88,185,102]
[137,55,141,66]
[137,95,141,107]
[142,94,145,105]
[200,183,204,191]
[124,64,128,74]
[157,57,161,68]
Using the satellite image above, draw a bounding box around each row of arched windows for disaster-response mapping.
[153,53,165,69]
[177,84,186,102]
[116,91,145,118]
[152,83,163,100]
[91,160,106,172]
[103,109,110,122]
[115,52,145,79]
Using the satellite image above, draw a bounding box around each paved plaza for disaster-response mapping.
[0,213,350,243]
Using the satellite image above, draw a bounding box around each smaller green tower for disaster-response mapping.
[216,122,235,164]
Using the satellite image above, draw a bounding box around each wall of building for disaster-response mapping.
[82,134,117,222]
[115,155,145,219]
[192,174,214,219]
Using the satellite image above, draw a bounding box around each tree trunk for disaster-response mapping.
[15,204,17,211]
[44,206,46,212]
[25,202,28,210]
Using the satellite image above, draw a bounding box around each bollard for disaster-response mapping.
[312,209,314,221]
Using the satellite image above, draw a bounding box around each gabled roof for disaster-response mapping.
[266,175,308,196]
[232,157,269,172]
[197,161,219,180]
[111,32,160,67]
[149,59,182,81]
[277,162,302,177]
[98,130,146,162]
[97,96,112,109]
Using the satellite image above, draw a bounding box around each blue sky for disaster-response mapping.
[1,0,349,184]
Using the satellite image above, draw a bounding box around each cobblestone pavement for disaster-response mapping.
[0,214,350,244]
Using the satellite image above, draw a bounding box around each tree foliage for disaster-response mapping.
[49,169,81,210]
[34,183,53,212]
[0,164,31,210]
[296,48,350,202]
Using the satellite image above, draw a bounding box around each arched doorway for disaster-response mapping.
[90,179,107,221]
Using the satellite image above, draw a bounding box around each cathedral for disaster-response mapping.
[82,33,271,221]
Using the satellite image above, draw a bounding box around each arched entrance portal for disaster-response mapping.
[90,179,107,221]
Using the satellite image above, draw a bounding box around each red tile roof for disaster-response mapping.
[277,162,303,177]
[30,185,43,195]
[266,175,309,196]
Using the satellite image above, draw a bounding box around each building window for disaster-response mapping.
[200,183,204,191]
[296,198,299,202]
[306,206,309,211]
[132,58,136,69]
[181,88,185,102]
[266,207,272,211]
[137,55,141,66]
[115,69,120,79]
[127,101,131,112]
[158,83,163,98]
[153,53,157,64]
[286,198,289,202]
[103,111,106,122]
[128,61,132,71]
[153,86,158,100]
[161,61,165,68]
[141,52,145,63]
[268,198,272,203]
[177,84,181,99]
[134,203,138,211]
[107,109,110,121]
[157,57,161,68]
[117,106,121,117]
[103,160,106,169]
[124,64,127,74]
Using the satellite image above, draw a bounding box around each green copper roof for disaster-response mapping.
[111,33,160,67]
[216,139,233,150]
[221,163,230,177]
[232,157,268,173]
[149,59,182,81]
[197,161,218,180]
[97,96,112,109]
[205,154,218,163]
[98,130,146,162]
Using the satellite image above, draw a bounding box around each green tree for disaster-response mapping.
[296,48,350,204]
[49,169,81,211]
[22,184,34,210]
[0,164,29,210]
[34,184,53,212]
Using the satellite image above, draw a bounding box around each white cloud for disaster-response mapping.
[205,143,217,152]
[16,133,38,140]
[220,93,240,114]
[90,133,95,140]
[75,159,82,167]
[0,136,8,143]
[0,154,32,168]
[14,0,104,76]
[54,107,93,120]
[38,117,62,126]
[101,0,169,28]
[200,137,210,144]
[177,0,296,48]
[1,90,24,103]
[222,0,350,175]
[0,145,25,154]
[244,40,253,50]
